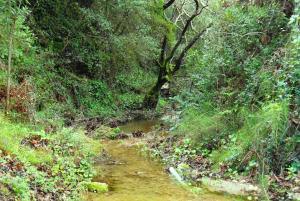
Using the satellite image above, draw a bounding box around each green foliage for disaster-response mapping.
[175,107,229,149]
[169,2,299,188]
[0,0,298,199]
[0,115,101,200]
[0,0,161,121]
[116,67,156,92]
[93,126,122,139]
[156,98,168,113]
[0,0,37,70]
[185,2,288,108]
[78,79,116,116]
[0,176,30,201]
[288,0,300,117]
[287,160,300,179]
[0,114,53,165]
[211,102,290,173]
[33,67,118,118]
[26,0,160,79]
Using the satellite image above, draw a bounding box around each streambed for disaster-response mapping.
[84,120,240,201]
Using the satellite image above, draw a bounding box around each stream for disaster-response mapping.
[84,120,240,201]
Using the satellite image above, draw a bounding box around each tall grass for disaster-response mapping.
[211,101,290,174]
[174,104,236,150]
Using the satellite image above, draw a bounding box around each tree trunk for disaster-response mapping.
[143,73,167,109]
[143,0,210,110]
[5,14,16,115]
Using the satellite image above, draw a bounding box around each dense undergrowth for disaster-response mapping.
[149,1,300,200]
[0,114,101,200]
[0,0,158,122]
[188,0,297,170]
[0,0,158,199]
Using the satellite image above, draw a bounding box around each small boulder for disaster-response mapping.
[86,182,108,193]
[200,177,261,196]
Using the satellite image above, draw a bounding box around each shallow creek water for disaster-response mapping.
[84,120,239,201]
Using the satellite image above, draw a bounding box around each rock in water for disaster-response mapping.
[200,178,261,196]
[87,182,108,193]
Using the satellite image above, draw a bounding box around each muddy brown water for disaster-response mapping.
[84,120,241,201]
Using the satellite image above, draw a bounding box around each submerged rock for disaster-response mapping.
[200,177,261,196]
[86,182,108,193]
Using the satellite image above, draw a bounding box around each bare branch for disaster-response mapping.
[174,23,212,73]
[163,0,176,10]
[165,0,207,64]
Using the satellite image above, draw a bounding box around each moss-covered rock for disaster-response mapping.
[93,126,121,139]
[86,182,108,193]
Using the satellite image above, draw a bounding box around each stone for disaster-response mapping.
[200,177,261,196]
[86,182,109,193]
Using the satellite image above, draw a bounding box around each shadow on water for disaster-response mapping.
[84,120,241,201]
[119,119,160,133]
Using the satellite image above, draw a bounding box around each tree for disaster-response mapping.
[5,0,16,114]
[143,0,212,109]
[26,0,158,83]
[1,0,32,115]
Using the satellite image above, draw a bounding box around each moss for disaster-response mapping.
[86,182,108,193]
[93,126,121,139]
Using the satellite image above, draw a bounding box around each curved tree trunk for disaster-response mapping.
[143,74,167,109]
[143,0,211,110]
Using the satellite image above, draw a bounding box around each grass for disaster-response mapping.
[210,102,289,172]
[174,105,232,149]
[0,113,101,200]
[0,114,53,165]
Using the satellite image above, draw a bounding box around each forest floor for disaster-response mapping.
[0,114,101,201]
[145,129,300,201]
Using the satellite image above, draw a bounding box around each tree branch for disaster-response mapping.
[163,0,176,10]
[159,36,168,65]
[174,23,212,73]
[165,0,207,64]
